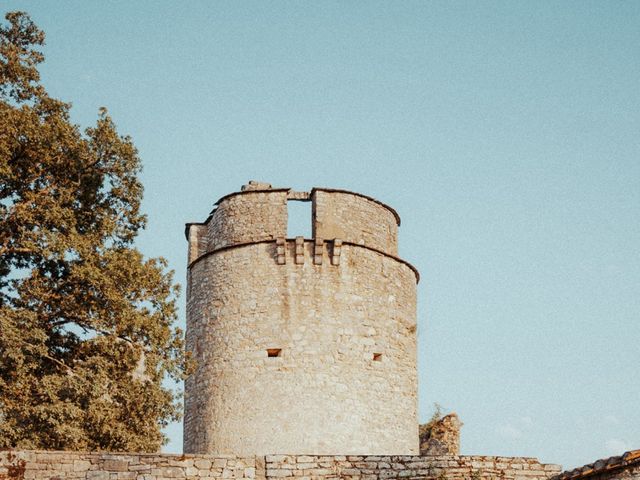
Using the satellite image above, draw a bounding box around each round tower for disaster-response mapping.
[183,182,419,455]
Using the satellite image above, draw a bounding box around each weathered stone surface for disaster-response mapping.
[312,189,399,255]
[419,413,463,456]
[206,190,288,251]
[0,451,561,480]
[0,451,259,480]
[242,181,273,192]
[264,455,561,480]
[184,184,418,456]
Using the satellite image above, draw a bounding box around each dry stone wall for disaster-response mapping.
[0,452,561,480]
[265,454,561,480]
[0,450,261,480]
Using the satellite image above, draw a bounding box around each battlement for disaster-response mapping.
[185,182,401,265]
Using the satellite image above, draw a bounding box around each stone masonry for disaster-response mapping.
[184,183,419,455]
[420,414,463,456]
[0,451,562,480]
[0,450,260,480]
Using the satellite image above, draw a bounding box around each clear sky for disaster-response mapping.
[5,0,639,469]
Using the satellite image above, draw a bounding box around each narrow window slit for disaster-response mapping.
[267,348,282,358]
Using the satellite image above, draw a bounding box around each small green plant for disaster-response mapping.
[420,403,445,440]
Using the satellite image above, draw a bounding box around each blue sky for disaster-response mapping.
[5,0,639,469]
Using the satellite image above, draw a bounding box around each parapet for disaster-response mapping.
[186,182,402,265]
[207,188,289,250]
[312,188,399,255]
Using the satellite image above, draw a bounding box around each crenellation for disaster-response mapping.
[0,451,562,480]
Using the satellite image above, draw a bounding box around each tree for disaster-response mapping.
[0,11,189,452]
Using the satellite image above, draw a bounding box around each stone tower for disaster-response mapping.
[184,182,419,456]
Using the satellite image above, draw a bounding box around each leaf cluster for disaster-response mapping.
[0,11,190,452]
[419,403,445,441]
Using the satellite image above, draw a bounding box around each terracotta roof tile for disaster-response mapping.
[554,450,640,480]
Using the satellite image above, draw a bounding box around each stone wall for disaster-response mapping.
[265,454,561,480]
[312,189,399,255]
[184,240,418,455]
[0,451,562,480]
[0,450,261,480]
[186,223,207,265]
[205,190,288,250]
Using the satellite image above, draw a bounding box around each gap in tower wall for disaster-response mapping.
[287,200,312,238]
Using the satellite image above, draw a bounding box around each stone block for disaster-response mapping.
[340,469,361,475]
[116,472,137,480]
[269,469,293,477]
[73,460,92,471]
[103,460,129,472]
[303,468,333,475]
[87,472,110,480]
[152,466,186,477]
[194,459,212,469]
[266,456,293,464]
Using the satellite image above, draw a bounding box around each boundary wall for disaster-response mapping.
[0,451,261,480]
[0,451,561,480]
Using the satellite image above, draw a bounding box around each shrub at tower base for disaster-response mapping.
[0,11,189,452]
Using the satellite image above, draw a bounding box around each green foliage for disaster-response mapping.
[0,11,190,452]
[420,402,445,440]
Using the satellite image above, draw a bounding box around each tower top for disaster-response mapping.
[184,182,416,281]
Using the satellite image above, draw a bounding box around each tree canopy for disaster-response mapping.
[0,11,188,451]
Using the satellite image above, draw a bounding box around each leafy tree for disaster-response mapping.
[0,11,189,452]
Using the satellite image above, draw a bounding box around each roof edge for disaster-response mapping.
[553,449,640,480]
